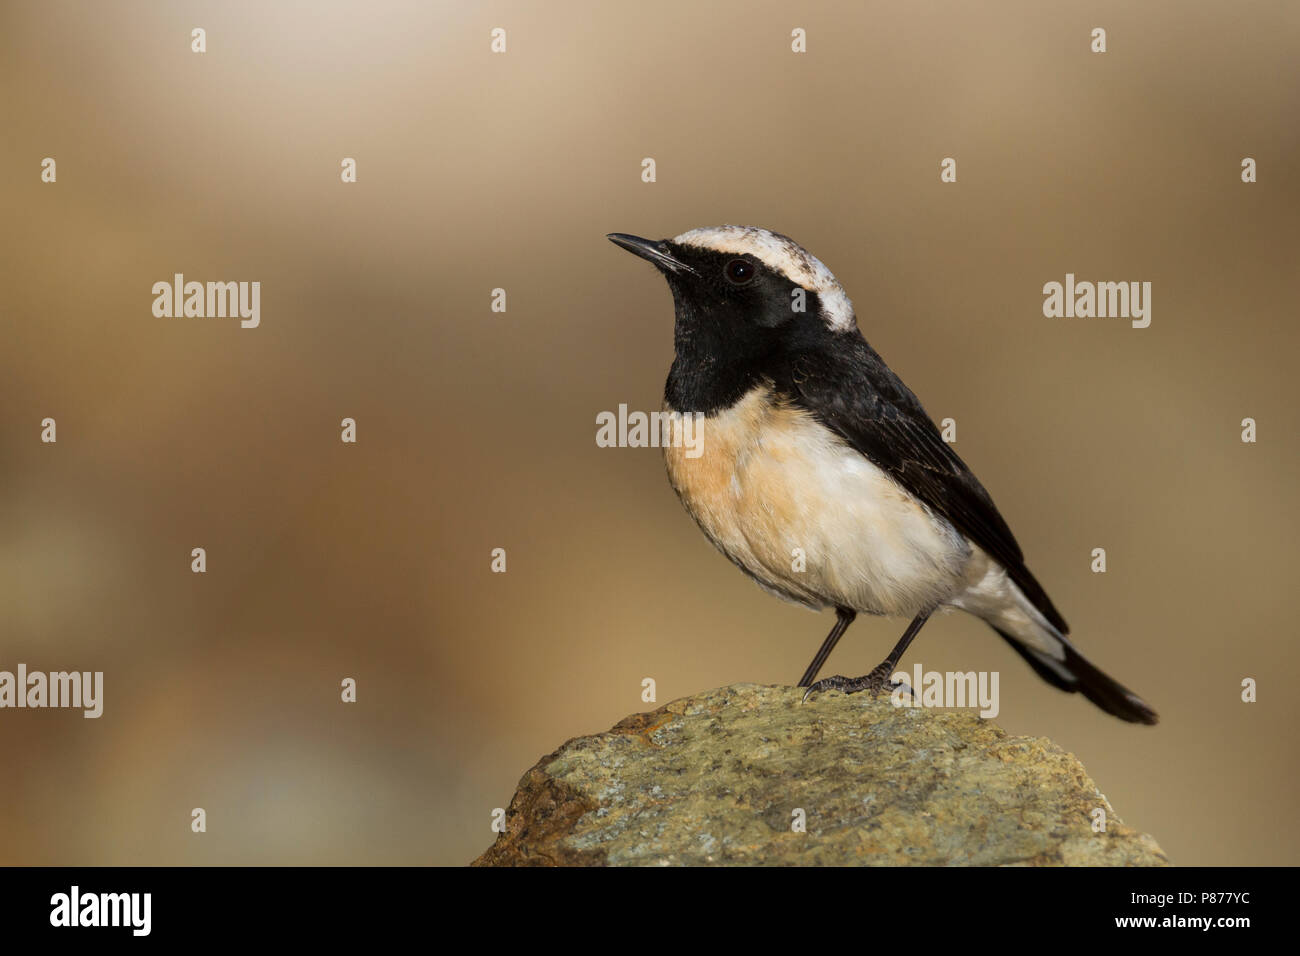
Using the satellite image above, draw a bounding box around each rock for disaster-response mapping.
[473,683,1168,866]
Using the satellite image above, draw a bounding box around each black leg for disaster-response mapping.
[797,607,856,687]
[878,610,930,673]
[803,610,933,702]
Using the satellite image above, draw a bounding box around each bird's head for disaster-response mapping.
[607,225,857,410]
[607,225,856,341]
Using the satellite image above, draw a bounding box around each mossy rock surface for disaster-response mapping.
[473,683,1169,867]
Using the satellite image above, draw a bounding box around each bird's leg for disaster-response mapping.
[802,610,932,702]
[797,607,857,687]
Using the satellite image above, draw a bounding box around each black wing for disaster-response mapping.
[776,336,1069,635]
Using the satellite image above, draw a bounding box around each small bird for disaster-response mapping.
[608,225,1157,724]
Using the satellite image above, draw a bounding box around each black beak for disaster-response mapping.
[607,233,698,276]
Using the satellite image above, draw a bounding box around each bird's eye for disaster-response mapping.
[724,258,755,285]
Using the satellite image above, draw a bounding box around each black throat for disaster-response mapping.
[663,281,830,416]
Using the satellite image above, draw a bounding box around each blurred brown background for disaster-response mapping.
[1,0,1297,866]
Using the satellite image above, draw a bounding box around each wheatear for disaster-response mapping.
[609,225,1157,724]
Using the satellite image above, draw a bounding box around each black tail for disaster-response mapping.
[994,627,1159,725]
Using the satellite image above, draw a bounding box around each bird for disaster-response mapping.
[607,225,1158,724]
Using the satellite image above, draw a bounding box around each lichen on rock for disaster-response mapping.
[473,683,1168,867]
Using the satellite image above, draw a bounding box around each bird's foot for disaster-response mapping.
[801,662,911,703]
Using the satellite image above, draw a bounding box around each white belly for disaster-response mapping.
[663,386,972,616]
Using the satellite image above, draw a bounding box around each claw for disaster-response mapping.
[801,664,913,704]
